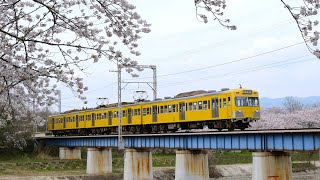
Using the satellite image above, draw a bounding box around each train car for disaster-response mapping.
[48,88,260,135]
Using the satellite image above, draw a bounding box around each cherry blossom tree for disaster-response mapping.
[0,0,150,150]
[283,96,304,113]
[249,106,320,129]
[195,0,320,58]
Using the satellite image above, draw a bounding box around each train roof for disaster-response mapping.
[50,88,258,117]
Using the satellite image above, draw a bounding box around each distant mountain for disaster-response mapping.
[260,96,320,109]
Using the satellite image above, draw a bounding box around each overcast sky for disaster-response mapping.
[56,0,320,111]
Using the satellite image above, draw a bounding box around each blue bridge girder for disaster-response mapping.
[41,129,320,151]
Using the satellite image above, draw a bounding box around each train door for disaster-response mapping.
[52,118,55,129]
[227,96,232,117]
[212,98,219,118]
[76,115,79,128]
[179,102,185,120]
[63,117,66,128]
[128,108,132,124]
[92,113,95,126]
[220,95,227,118]
[108,111,112,125]
[152,105,157,122]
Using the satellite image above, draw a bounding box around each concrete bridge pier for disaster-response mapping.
[175,150,209,180]
[86,148,112,174]
[59,147,81,160]
[252,152,292,180]
[123,148,153,180]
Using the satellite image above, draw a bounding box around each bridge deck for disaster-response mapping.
[41,129,320,151]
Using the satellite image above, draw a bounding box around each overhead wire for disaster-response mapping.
[63,41,306,97]
[60,19,304,100]
[158,55,315,88]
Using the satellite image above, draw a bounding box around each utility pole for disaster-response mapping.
[57,90,61,114]
[32,97,36,133]
[110,61,125,149]
[45,106,49,133]
[110,63,157,149]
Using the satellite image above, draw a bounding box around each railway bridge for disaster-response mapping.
[38,129,320,180]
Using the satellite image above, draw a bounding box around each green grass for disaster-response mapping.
[0,150,318,176]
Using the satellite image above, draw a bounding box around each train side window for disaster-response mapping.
[208,100,210,109]
[143,108,147,116]
[103,113,107,119]
[228,97,231,106]
[123,110,126,117]
[138,109,141,116]
[168,105,172,113]
[160,106,164,114]
[172,104,176,112]
[146,108,150,115]
[164,105,168,113]
[198,101,203,110]
[134,109,137,116]
[203,101,208,110]
[188,102,193,111]
[223,98,226,108]
[193,102,197,110]
[220,99,222,108]
[149,107,151,114]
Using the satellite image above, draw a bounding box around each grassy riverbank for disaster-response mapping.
[0,150,318,176]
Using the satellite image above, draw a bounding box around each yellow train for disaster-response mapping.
[48,88,260,135]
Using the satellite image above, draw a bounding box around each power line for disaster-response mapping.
[158,55,314,88]
[132,41,305,80]
[148,19,293,63]
[74,42,305,95]
[60,19,301,97]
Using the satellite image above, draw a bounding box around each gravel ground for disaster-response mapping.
[0,165,319,180]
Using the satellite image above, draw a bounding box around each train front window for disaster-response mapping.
[235,97,259,106]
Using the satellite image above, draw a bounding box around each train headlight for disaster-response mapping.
[255,109,259,112]
[238,109,241,112]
